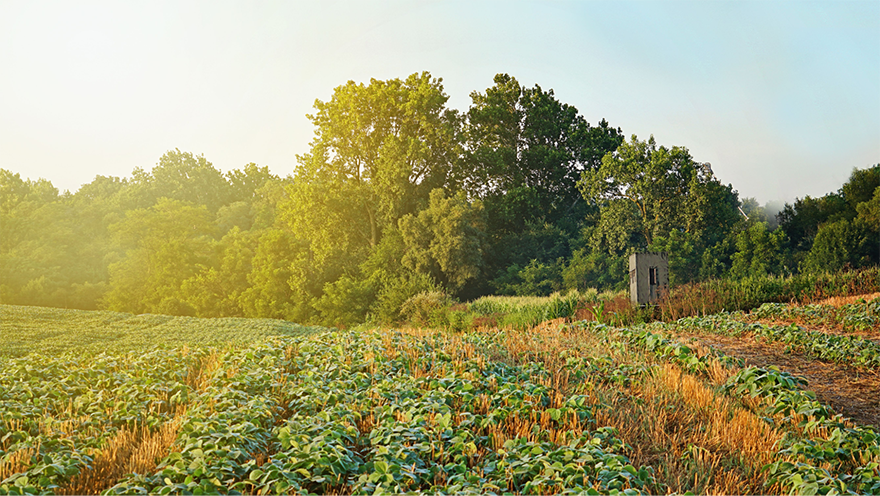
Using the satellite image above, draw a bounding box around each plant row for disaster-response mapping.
[0,304,320,358]
[1,329,655,495]
[668,312,880,368]
[723,366,880,495]
[572,321,880,494]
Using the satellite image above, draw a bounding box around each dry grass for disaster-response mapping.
[0,440,40,483]
[594,362,785,495]
[359,320,805,494]
[488,321,791,494]
[818,292,880,307]
[672,331,880,429]
[58,416,183,495]
[185,351,222,392]
[1,415,96,483]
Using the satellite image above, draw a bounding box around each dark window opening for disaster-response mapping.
[649,267,658,286]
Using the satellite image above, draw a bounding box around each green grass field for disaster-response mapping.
[1,304,879,495]
[0,305,322,358]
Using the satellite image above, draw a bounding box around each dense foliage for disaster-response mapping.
[1,72,878,326]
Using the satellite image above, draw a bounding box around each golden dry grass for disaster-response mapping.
[0,440,39,483]
[817,292,880,307]
[492,321,792,494]
[58,416,182,495]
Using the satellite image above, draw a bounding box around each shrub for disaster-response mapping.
[399,291,455,328]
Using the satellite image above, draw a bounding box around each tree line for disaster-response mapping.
[2,72,878,326]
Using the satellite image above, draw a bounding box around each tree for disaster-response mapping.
[0,172,77,307]
[399,189,487,294]
[102,198,214,314]
[800,218,874,274]
[493,259,565,296]
[126,150,232,212]
[855,186,880,265]
[463,75,623,293]
[730,222,787,279]
[560,248,628,292]
[856,186,880,232]
[276,73,461,317]
[579,134,739,254]
[294,72,461,244]
[0,169,38,217]
[648,230,699,286]
[226,163,279,204]
[179,227,255,317]
[842,165,880,211]
[465,73,623,226]
[778,165,879,266]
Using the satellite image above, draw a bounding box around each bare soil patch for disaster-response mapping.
[673,331,880,430]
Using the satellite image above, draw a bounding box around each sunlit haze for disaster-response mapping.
[1,0,878,203]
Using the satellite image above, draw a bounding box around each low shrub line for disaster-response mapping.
[752,297,880,333]
[658,266,880,321]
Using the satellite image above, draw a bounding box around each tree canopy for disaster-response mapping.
[1,72,877,325]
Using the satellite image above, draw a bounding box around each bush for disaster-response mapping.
[369,272,441,324]
[400,290,455,328]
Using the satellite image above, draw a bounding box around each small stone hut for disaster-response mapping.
[628,252,669,305]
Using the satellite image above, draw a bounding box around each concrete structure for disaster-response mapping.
[629,252,669,305]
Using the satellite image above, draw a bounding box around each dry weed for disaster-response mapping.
[58,417,182,495]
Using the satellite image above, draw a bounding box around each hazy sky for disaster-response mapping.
[1,0,878,203]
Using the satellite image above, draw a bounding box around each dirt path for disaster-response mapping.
[675,332,880,430]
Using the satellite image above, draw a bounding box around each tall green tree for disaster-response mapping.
[730,222,787,278]
[238,227,310,321]
[465,74,623,224]
[778,165,879,267]
[464,74,623,293]
[179,226,256,317]
[842,165,880,211]
[0,171,73,307]
[293,71,461,244]
[578,135,739,256]
[800,218,874,274]
[278,72,461,318]
[125,150,232,212]
[399,188,487,294]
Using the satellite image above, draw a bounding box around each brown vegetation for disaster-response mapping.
[672,331,880,429]
[58,418,182,495]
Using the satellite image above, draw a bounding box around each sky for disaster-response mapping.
[1,0,878,204]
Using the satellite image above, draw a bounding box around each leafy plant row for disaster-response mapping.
[670,312,880,368]
[572,321,880,494]
[1,329,655,495]
[0,348,199,493]
[723,366,880,495]
[574,322,743,375]
[752,297,880,333]
[0,304,321,358]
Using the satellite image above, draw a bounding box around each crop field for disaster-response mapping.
[0,305,323,358]
[1,302,880,495]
